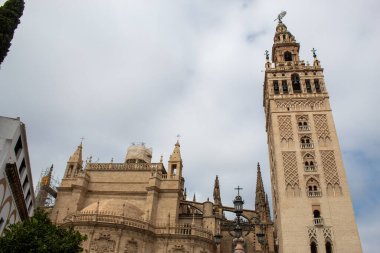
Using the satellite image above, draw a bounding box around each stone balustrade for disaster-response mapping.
[304,165,317,172]
[86,163,163,171]
[298,125,310,131]
[60,211,213,241]
[300,143,314,149]
[307,191,322,197]
[313,217,324,226]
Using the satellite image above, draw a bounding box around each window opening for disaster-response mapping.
[292,74,301,93]
[306,79,312,93]
[273,80,279,95]
[284,51,292,61]
[282,80,288,94]
[325,242,333,253]
[14,136,22,158]
[19,159,26,175]
[310,242,318,253]
[314,79,321,93]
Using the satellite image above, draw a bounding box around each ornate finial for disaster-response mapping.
[274,10,287,23]
[265,50,269,60]
[80,137,85,145]
[160,154,163,163]
[111,157,114,163]
[234,186,243,196]
[311,48,317,58]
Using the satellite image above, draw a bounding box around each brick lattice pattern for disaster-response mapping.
[320,150,340,186]
[282,152,299,187]
[278,115,293,141]
[313,114,330,140]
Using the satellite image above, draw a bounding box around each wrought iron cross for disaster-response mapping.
[265,50,269,60]
[80,137,85,143]
[234,186,243,196]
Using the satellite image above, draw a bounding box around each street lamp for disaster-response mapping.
[219,186,269,253]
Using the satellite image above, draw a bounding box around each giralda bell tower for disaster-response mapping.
[263,14,362,253]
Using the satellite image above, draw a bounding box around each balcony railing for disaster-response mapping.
[308,191,322,197]
[313,217,324,226]
[300,143,314,149]
[298,125,310,131]
[304,165,317,172]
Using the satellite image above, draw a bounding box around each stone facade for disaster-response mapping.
[50,142,275,253]
[263,20,363,252]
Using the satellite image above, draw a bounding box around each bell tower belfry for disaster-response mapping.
[263,16,362,253]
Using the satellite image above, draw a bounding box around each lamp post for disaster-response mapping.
[217,186,268,253]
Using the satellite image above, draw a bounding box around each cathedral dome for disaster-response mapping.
[80,199,144,218]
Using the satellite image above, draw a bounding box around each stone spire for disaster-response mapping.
[68,142,83,164]
[64,142,83,178]
[255,163,266,211]
[193,193,196,202]
[255,163,271,222]
[169,140,182,162]
[213,175,221,206]
[168,140,183,177]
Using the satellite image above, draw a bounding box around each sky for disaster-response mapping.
[0,0,379,251]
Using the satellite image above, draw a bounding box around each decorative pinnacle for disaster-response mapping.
[312,48,317,58]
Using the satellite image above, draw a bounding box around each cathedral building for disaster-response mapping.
[50,141,274,253]
[47,18,362,253]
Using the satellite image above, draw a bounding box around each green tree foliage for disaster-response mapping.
[0,208,87,253]
[0,0,25,66]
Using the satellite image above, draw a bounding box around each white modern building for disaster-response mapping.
[0,116,35,235]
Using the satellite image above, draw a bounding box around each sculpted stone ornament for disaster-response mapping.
[90,233,116,253]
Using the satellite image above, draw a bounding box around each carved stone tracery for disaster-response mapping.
[282,152,300,196]
[313,114,330,141]
[278,115,293,142]
[275,99,324,111]
[320,150,340,187]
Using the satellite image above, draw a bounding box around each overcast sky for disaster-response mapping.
[0,0,379,251]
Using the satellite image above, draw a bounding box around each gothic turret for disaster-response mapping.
[168,140,183,177]
[272,20,300,64]
[64,142,83,178]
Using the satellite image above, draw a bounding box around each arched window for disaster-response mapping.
[292,74,301,93]
[325,241,333,253]
[310,241,318,253]
[313,210,321,218]
[298,117,309,131]
[300,136,313,148]
[307,178,321,197]
[304,153,316,172]
[284,51,292,61]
